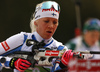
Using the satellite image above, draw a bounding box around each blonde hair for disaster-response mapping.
[30,18,36,33]
[30,3,43,33]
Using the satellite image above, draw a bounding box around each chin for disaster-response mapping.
[45,37,51,39]
[90,44,95,46]
[44,36,52,39]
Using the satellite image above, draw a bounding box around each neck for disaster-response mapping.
[34,31,52,44]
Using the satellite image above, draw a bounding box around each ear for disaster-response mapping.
[34,21,37,26]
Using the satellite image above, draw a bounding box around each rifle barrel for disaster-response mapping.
[73,51,100,54]
[90,51,100,54]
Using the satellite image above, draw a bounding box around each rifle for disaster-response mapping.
[3,39,100,70]
[5,39,65,68]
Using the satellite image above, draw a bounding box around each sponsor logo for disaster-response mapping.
[42,8,59,13]
[45,50,59,56]
[69,59,100,71]
[35,15,40,19]
[1,41,10,51]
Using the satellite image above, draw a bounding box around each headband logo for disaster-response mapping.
[52,13,56,16]
[35,15,40,19]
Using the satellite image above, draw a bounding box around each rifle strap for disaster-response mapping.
[42,66,50,72]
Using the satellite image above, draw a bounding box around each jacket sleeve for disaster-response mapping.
[0,32,25,69]
[0,32,25,55]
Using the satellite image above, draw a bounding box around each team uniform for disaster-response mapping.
[0,31,68,72]
[65,36,100,59]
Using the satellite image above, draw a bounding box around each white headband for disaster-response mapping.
[34,8,59,21]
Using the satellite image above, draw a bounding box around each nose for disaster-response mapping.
[48,22,54,28]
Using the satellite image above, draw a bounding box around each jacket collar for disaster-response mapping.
[32,31,53,44]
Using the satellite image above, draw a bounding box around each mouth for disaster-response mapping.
[47,31,52,33]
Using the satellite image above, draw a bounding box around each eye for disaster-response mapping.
[53,21,57,24]
[44,20,49,23]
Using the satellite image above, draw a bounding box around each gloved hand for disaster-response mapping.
[60,50,73,67]
[9,57,31,72]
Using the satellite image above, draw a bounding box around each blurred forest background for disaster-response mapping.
[0,0,100,44]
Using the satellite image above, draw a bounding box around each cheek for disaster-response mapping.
[36,25,42,32]
[38,25,46,32]
[54,25,58,30]
[86,35,92,41]
[89,36,98,42]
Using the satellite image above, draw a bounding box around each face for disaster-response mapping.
[34,17,58,39]
[84,30,100,46]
